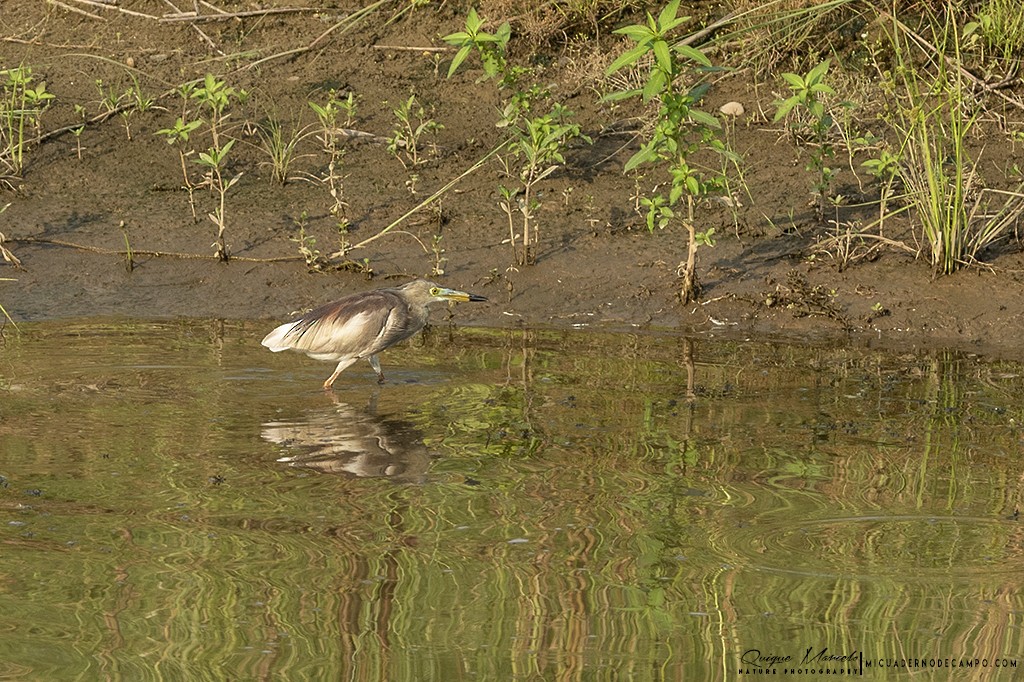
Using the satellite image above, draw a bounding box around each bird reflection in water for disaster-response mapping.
[261,398,433,482]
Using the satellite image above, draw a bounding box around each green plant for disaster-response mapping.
[860,145,900,236]
[773,59,839,221]
[195,140,239,262]
[255,119,307,185]
[71,104,87,160]
[885,15,1024,273]
[0,66,54,177]
[442,8,511,81]
[430,234,447,276]
[97,77,153,141]
[387,94,443,173]
[121,75,155,141]
[291,211,324,270]
[310,90,358,224]
[499,104,588,266]
[120,220,135,272]
[967,0,1024,69]
[156,116,204,222]
[605,0,731,304]
[190,74,245,261]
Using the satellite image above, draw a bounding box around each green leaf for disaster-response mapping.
[495,22,511,43]
[441,30,470,46]
[602,88,642,102]
[773,96,800,122]
[614,24,655,41]
[685,175,700,195]
[642,68,667,102]
[606,43,650,76]
[781,72,805,89]
[465,7,481,32]
[624,144,658,172]
[447,44,473,78]
[653,39,672,75]
[688,109,720,128]
[657,0,681,30]
[807,59,831,84]
[672,43,711,67]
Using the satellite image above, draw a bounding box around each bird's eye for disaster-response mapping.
[429,287,441,296]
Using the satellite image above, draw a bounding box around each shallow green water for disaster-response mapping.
[2,320,1023,680]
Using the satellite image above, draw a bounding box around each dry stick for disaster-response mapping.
[198,0,230,16]
[47,0,104,20]
[66,0,160,19]
[242,0,393,71]
[8,237,304,263]
[160,6,317,22]
[1,36,99,48]
[36,101,134,144]
[371,45,452,53]
[336,140,509,257]
[675,10,739,48]
[160,0,222,54]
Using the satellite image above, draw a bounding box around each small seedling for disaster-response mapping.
[310,90,357,220]
[442,8,511,81]
[387,94,444,175]
[290,211,323,270]
[120,220,135,272]
[156,117,203,222]
[1,66,55,177]
[861,146,900,235]
[499,103,588,266]
[773,60,840,221]
[71,104,87,159]
[195,140,240,261]
[189,74,245,261]
[256,119,307,185]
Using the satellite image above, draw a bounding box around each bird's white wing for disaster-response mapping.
[262,292,400,360]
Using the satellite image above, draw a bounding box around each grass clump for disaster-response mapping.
[882,14,1024,274]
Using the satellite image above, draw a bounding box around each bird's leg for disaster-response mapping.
[323,358,357,390]
[368,355,385,384]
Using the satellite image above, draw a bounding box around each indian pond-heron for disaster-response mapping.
[261,279,487,389]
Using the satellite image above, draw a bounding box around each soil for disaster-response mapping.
[2,2,1024,359]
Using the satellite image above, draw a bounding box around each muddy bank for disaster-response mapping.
[1,2,1023,360]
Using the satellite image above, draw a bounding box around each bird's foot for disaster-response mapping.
[376,373,386,385]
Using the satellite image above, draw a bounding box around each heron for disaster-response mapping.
[261,279,487,389]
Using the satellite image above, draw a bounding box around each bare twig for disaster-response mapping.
[242,0,392,71]
[334,140,508,257]
[160,6,317,22]
[67,0,160,19]
[371,45,452,53]
[47,0,104,20]
[160,0,222,54]
[6,236,305,263]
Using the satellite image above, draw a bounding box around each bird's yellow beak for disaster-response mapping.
[433,287,487,303]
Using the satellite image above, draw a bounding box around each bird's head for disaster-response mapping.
[403,279,487,304]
